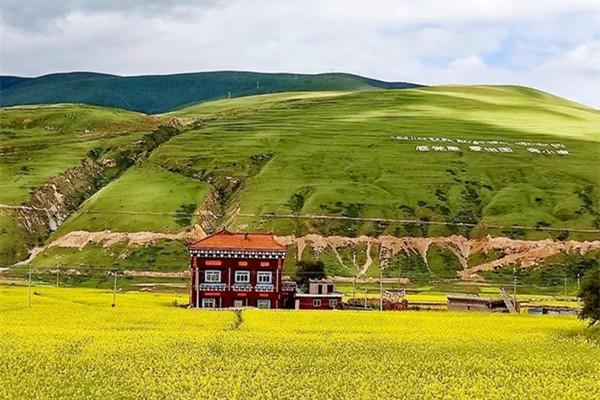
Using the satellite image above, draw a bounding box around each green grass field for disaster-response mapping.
[3,85,599,275]
[1,286,598,399]
[0,105,160,265]
[0,104,158,204]
[164,86,600,238]
[54,164,210,234]
[57,86,600,240]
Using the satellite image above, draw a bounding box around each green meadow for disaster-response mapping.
[160,86,600,238]
[0,104,158,204]
[2,85,599,272]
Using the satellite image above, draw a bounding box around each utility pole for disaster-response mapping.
[379,269,383,311]
[577,272,581,308]
[512,268,517,303]
[111,271,118,307]
[28,264,32,308]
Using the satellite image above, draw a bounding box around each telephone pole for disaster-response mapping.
[379,269,383,311]
[512,268,517,302]
[111,271,118,307]
[577,272,581,308]
[28,264,32,308]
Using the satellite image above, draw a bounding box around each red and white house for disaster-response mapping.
[188,230,296,309]
[295,279,343,310]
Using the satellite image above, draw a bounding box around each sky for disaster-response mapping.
[1,0,599,107]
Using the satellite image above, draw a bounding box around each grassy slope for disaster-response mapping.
[1,285,599,400]
[0,104,160,266]
[0,104,159,204]
[55,164,210,234]
[162,86,600,238]
[0,71,418,113]
[7,85,600,276]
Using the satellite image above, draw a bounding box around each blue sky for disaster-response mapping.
[1,0,599,107]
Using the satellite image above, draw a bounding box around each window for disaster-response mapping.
[313,299,322,307]
[329,299,337,308]
[202,298,216,308]
[235,270,250,283]
[233,299,244,308]
[257,271,272,284]
[257,299,271,309]
[204,270,221,283]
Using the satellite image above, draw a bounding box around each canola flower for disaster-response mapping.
[0,286,599,399]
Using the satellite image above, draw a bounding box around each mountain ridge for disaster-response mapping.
[0,71,421,114]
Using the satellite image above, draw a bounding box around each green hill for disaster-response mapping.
[0,104,162,264]
[0,71,419,114]
[2,86,599,283]
[65,86,597,238]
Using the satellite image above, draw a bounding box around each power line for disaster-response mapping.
[2,205,598,233]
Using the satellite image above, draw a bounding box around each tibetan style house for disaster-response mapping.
[188,230,297,309]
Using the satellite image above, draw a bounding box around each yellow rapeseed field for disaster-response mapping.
[1,286,599,399]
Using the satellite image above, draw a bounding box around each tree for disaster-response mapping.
[295,260,326,289]
[579,267,600,327]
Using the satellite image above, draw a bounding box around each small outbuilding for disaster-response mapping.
[447,294,510,312]
[295,279,343,310]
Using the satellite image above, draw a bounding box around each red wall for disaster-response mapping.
[190,255,290,308]
[296,296,341,310]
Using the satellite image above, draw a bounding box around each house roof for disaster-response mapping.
[188,230,287,251]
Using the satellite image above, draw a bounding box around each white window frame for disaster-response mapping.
[257,271,272,284]
[235,270,250,283]
[257,299,271,309]
[313,299,322,307]
[204,270,221,283]
[329,299,337,308]
[202,298,216,308]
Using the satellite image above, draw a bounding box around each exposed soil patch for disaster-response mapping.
[38,230,600,280]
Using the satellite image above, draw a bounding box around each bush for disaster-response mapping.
[579,267,600,327]
[295,260,326,289]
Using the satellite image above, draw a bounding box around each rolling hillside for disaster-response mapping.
[2,85,599,285]
[0,71,419,114]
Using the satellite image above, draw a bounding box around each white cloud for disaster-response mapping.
[0,0,599,107]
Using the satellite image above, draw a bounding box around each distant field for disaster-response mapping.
[1,286,598,399]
